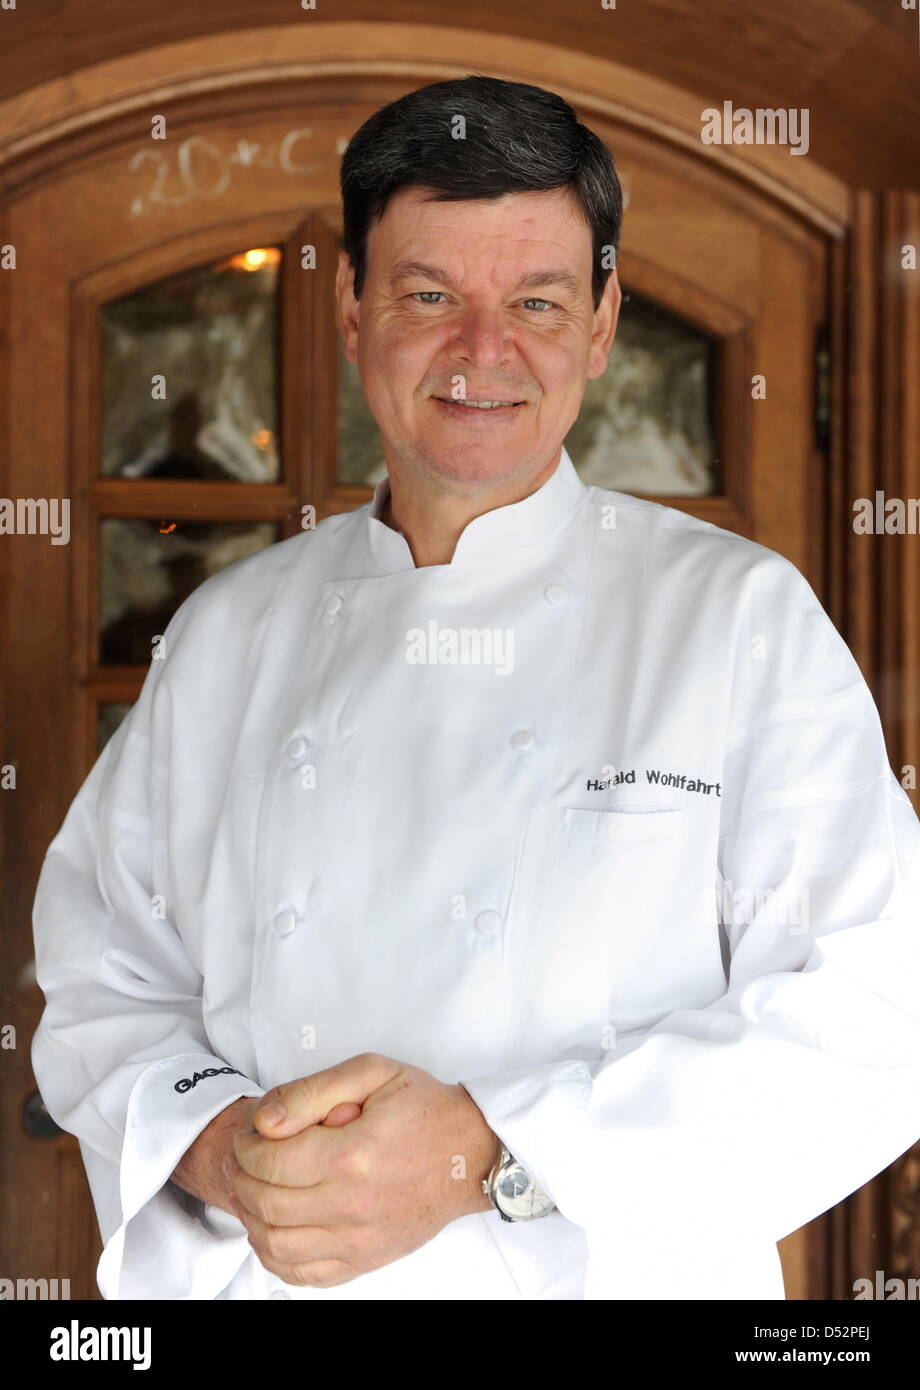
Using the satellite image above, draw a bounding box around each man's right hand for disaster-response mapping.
[171,1092,362,1216]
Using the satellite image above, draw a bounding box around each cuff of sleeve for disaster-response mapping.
[99,1053,264,1299]
[459,1059,591,1213]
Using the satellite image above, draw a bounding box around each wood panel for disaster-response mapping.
[0,24,850,235]
[0,1,915,188]
[819,189,920,1303]
[877,189,920,1293]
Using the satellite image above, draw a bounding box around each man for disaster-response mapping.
[31,76,920,1301]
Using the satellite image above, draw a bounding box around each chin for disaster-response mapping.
[419,445,525,485]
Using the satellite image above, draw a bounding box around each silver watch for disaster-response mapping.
[483,1146,556,1222]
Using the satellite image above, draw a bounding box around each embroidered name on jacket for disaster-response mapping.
[174,1066,243,1094]
[586,768,722,796]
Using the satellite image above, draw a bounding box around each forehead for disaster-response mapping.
[367,185,593,276]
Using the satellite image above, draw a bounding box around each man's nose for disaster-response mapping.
[449,307,516,368]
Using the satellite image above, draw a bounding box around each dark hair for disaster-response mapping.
[340,75,622,311]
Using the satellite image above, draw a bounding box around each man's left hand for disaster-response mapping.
[227,1053,503,1289]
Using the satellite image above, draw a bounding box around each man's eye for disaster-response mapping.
[409,293,558,310]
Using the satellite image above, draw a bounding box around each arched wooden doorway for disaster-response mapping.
[2,21,906,1301]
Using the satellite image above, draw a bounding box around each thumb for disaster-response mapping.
[323,1101,363,1127]
[253,1053,400,1137]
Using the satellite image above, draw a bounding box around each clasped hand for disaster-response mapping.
[225,1052,501,1289]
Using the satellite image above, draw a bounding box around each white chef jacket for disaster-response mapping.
[31,445,920,1301]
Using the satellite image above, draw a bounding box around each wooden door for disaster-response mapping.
[0,79,830,1299]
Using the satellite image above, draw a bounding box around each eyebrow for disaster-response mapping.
[387,260,583,299]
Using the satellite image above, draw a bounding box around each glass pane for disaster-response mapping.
[335,287,716,496]
[99,518,278,665]
[100,248,282,482]
[97,702,133,751]
[565,292,716,496]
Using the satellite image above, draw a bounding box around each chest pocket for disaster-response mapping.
[554,805,692,1034]
[562,806,686,841]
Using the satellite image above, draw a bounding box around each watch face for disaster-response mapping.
[498,1169,530,1200]
[494,1162,555,1220]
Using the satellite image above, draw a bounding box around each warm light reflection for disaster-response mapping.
[224,248,281,273]
[250,429,274,451]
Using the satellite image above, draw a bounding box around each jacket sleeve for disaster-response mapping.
[30,644,264,1300]
[460,553,920,1296]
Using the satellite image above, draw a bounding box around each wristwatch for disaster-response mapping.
[482,1146,556,1222]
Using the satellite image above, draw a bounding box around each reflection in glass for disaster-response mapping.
[97,703,133,751]
[99,518,278,665]
[100,248,282,482]
[334,287,716,495]
[565,292,716,495]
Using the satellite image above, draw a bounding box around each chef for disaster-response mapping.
[32,75,920,1301]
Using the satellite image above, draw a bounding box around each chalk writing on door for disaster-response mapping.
[129,130,350,217]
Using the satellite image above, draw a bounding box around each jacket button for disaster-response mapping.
[510,730,535,750]
[475,910,502,937]
[273,907,298,937]
[323,593,344,617]
[544,584,568,606]
[269,1288,292,1300]
[286,736,308,761]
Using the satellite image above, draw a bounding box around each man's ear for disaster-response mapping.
[336,250,360,366]
[587,269,621,381]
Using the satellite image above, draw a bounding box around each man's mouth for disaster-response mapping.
[433,397,525,410]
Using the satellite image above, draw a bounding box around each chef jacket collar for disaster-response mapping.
[366,444,588,572]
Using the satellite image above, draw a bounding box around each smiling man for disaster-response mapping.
[338,179,616,569]
[32,76,920,1302]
